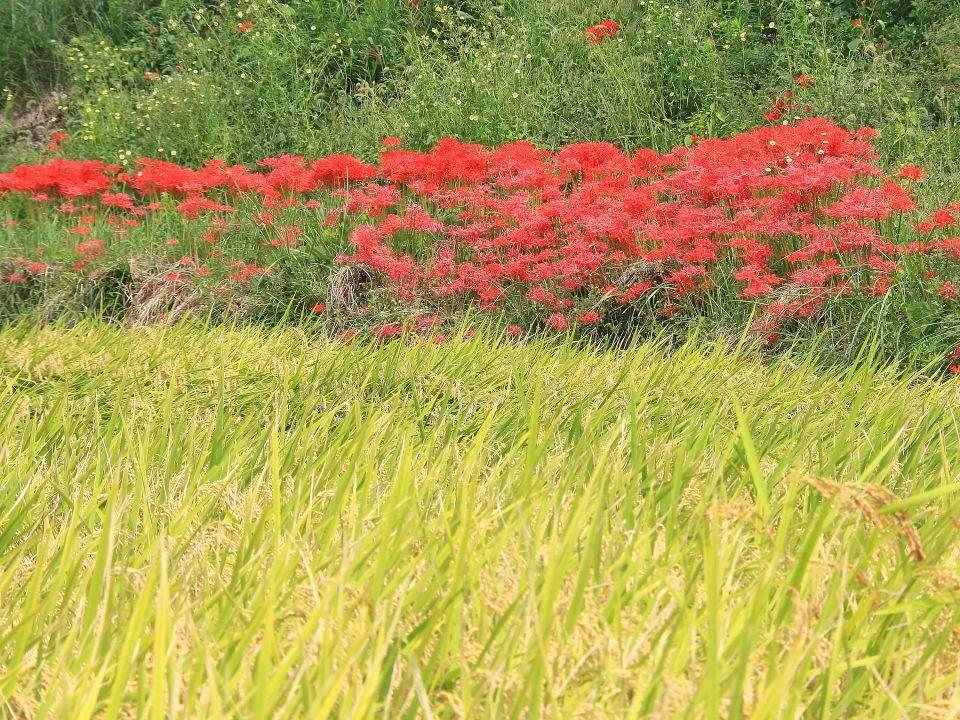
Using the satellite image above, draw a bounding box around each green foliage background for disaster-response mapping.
[1,0,958,169]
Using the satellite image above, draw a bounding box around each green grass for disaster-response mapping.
[2,322,959,717]
[2,0,956,174]
[0,0,151,95]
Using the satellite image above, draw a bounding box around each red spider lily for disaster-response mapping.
[46,132,69,153]
[584,20,619,44]
[899,166,926,181]
[372,323,403,337]
[414,314,440,328]
[226,261,269,283]
[547,313,569,330]
[949,348,960,376]
[236,21,254,32]
[867,274,895,296]
[765,95,791,122]
[939,281,959,300]
[75,239,106,257]
[267,226,302,248]
[177,197,234,220]
[101,192,137,210]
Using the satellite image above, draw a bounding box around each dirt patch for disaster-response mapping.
[4,90,68,150]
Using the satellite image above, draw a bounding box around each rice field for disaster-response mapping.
[2,323,960,718]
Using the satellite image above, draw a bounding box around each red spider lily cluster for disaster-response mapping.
[1,117,959,366]
[46,132,69,154]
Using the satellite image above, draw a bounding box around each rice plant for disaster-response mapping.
[1,322,959,717]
